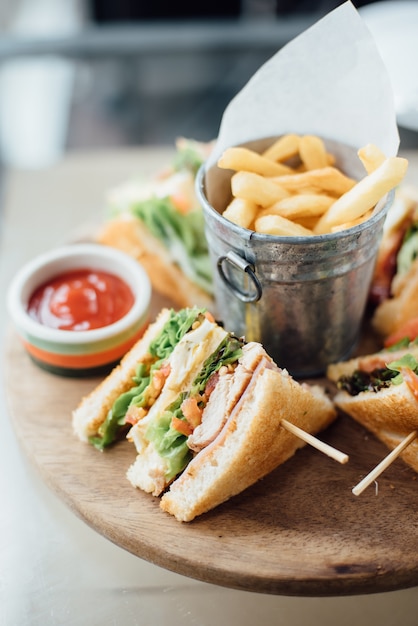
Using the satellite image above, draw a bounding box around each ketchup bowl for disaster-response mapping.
[7,243,152,376]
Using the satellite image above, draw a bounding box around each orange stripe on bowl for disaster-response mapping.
[21,323,148,370]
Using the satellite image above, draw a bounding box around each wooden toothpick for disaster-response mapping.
[281,419,349,464]
[352,430,417,496]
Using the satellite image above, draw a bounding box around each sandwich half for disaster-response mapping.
[73,306,337,522]
[72,307,223,448]
[124,314,336,522]
[97,138,214,309]
[327,343,418,473]
[158,364,336,522]
[371,186,418,344]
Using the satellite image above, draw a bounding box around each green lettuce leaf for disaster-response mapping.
[145,334,245,480]
[338,352,418,395]
[386,353,418,385]
[131,196,212,294]
[89,307,205,450]
[146,398,193,482]
[172,140,206,175]
[106,140,212,295]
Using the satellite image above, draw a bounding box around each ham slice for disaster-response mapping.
[187,342,272,452]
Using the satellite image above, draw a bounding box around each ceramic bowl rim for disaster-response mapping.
[7,243,151,347]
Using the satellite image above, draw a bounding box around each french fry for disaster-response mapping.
[314,156,409,235]
[253,205,319,234]
[299,135,329,170]
[231,171,290,207]
[267,193,334,219]
[255,214,314,237]
[326,152,336,166]
[330,209,374,233]
[218,135,408,238]
[218,147,294,177]
[262,133,300,162]
[292,185,328,196]
[271,166,356,196]
[222,197,259,229]
[294,215,321,230]
[357,143,386,174]
[257,207,320,231]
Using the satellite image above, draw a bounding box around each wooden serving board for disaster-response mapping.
[4,311,418,597]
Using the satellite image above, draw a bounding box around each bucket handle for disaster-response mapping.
[217,251,262,303]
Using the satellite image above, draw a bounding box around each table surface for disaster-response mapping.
[1,146,418,626]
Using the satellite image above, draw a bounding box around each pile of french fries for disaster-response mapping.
[217,134,408,236]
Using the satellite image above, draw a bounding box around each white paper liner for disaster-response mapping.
[208,1,399,167]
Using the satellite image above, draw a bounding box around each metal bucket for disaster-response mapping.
[197,137,393,377]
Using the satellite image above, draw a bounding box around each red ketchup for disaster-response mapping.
[28,269,134,331]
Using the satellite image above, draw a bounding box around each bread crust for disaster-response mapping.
[72,308,171,441]
[160,368,336,522]
[97,216,213,309]
[328,348,418,474]
[334,386,418,473]
[333,384,418,435]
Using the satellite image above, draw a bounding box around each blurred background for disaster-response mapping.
[0,0,417,170]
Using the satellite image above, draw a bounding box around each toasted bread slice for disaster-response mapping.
[332,384,418,473]
[333,383,418,437]
[159,368,336,522]
[72,308,171,442]
[328,348,418,473]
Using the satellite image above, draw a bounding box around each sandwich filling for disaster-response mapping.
[127,341,271,495]
[89,306,212,449]
[336,353,418,398]
[106,138,213,294]
[370,193,418,304]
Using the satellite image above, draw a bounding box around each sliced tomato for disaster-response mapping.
[149,364,171,400]
[171,416,193,437]
[125,406,147,426]
[204,310,215,323]
[358,356,389,373]
[400,367,418,401]
[369,216,411,305]
[180,397,203,429]
[169,192,192,214]
[370,239,402,305]
[384,317,418,348]
[203,371,219,399]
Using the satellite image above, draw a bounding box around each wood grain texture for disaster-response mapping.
[4,319,418,597]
